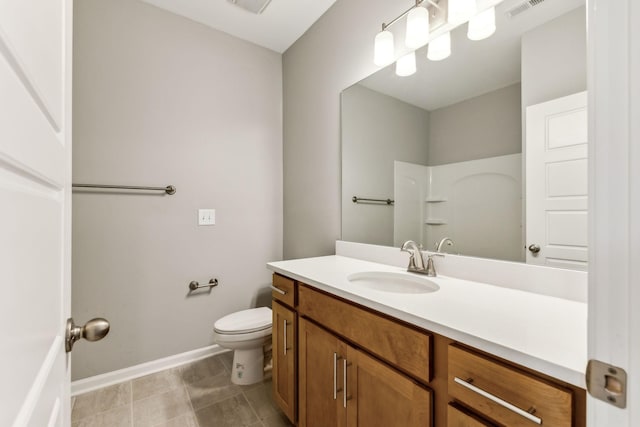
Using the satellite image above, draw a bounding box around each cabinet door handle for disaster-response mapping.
[271,285,287,295]
[343,359,353,408]
[333,352,338,400]
[283,320,288,356]
[454,377,542,425]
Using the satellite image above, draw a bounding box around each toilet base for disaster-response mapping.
[230,347,264,385]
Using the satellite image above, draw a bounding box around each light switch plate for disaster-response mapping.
[198,209,215,225]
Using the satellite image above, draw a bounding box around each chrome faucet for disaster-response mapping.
[400,240,428,274]
[435,237,454,253]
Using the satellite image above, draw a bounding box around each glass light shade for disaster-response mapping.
[395,52,417,76]
[448,0,477,24]
[427,32,451,61]
[374,30,394,66]
[405,6,430,49]
[467,7,496,40]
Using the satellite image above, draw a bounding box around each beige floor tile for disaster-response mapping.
[72,382,131,422]
[132,367,183,401]
[133,385,192,427]
[72,404,131,427]
[185,372,241,410]
[244,382,278,420]
[195,394,258,427]
[153,412,199,427]
[180,355,226,385]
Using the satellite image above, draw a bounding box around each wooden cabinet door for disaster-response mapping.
[273,301,296,423]
[299,318,347,427]
[345,346,432,427]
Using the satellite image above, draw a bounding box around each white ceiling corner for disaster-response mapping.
[139,0,337,53]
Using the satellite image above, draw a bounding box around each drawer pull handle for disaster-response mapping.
[271,285,287,295]
[454,377,542,425]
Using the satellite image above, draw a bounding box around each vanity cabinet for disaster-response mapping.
[298,317,432,427]
[270,272,586,427]
[271,274,297,424]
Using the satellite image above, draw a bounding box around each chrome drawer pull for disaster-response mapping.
[271,285,287,295]
[454,377,542,425]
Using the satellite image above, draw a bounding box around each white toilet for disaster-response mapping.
[213,307,272,385]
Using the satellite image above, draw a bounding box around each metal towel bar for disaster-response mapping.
[352,196,394,205]
[188,279,218,291]
[72,183,176,195]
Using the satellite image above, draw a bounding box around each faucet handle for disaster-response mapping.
[425,253,444,277]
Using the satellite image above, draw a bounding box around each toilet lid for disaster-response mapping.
[214,307,272,334]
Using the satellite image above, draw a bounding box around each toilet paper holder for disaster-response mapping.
[189,278,219,291]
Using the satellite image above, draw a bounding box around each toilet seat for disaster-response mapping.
[214,307,272,334]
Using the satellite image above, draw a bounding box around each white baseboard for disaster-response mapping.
[71,344,229,396]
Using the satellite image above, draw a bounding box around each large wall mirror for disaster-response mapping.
[341,0,587,270]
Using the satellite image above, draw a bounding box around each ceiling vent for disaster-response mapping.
[505,0,546,19]
[228,0,272,14]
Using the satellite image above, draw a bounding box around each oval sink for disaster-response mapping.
[346,271,440,294]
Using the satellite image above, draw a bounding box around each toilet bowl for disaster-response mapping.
[213,307,272,385]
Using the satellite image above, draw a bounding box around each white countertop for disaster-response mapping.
[267,255,587,388]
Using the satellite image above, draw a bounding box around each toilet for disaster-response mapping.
[213,307,272,385]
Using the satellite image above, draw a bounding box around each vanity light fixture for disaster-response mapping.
[467,6,496,40]
[427,31,451,61]
[374,0,498,71]
[396,51,417,76]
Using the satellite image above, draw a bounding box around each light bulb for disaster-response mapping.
[405,6,430,49]
[427,32,451,61]
[448,0,477,24]
[395,52,417,76]
[467,7,496,40]
[374,30,394,66]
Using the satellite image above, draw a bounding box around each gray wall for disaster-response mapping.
[283,0,400,259]
[428,83,522,166]
[521,7,587,110]
[72,0,282,379]
[341,84,430,246]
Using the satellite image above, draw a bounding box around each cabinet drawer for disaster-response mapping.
[272,274,296,307]
[447,403,496,427]
[298,284,431,383]
[448,344,573,427]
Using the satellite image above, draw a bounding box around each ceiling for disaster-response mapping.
[358,0,585,111]
[140,0,337,53]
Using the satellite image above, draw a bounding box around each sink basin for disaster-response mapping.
[346,271,440,294]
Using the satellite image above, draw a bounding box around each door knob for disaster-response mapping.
[528,244,541,254]
[65,317,110,352]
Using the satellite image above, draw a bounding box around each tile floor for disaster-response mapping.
[71,352,293,427]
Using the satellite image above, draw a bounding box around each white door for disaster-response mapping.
[587,0,639,425]
[525,91,588,270]
[0,0,73,425]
